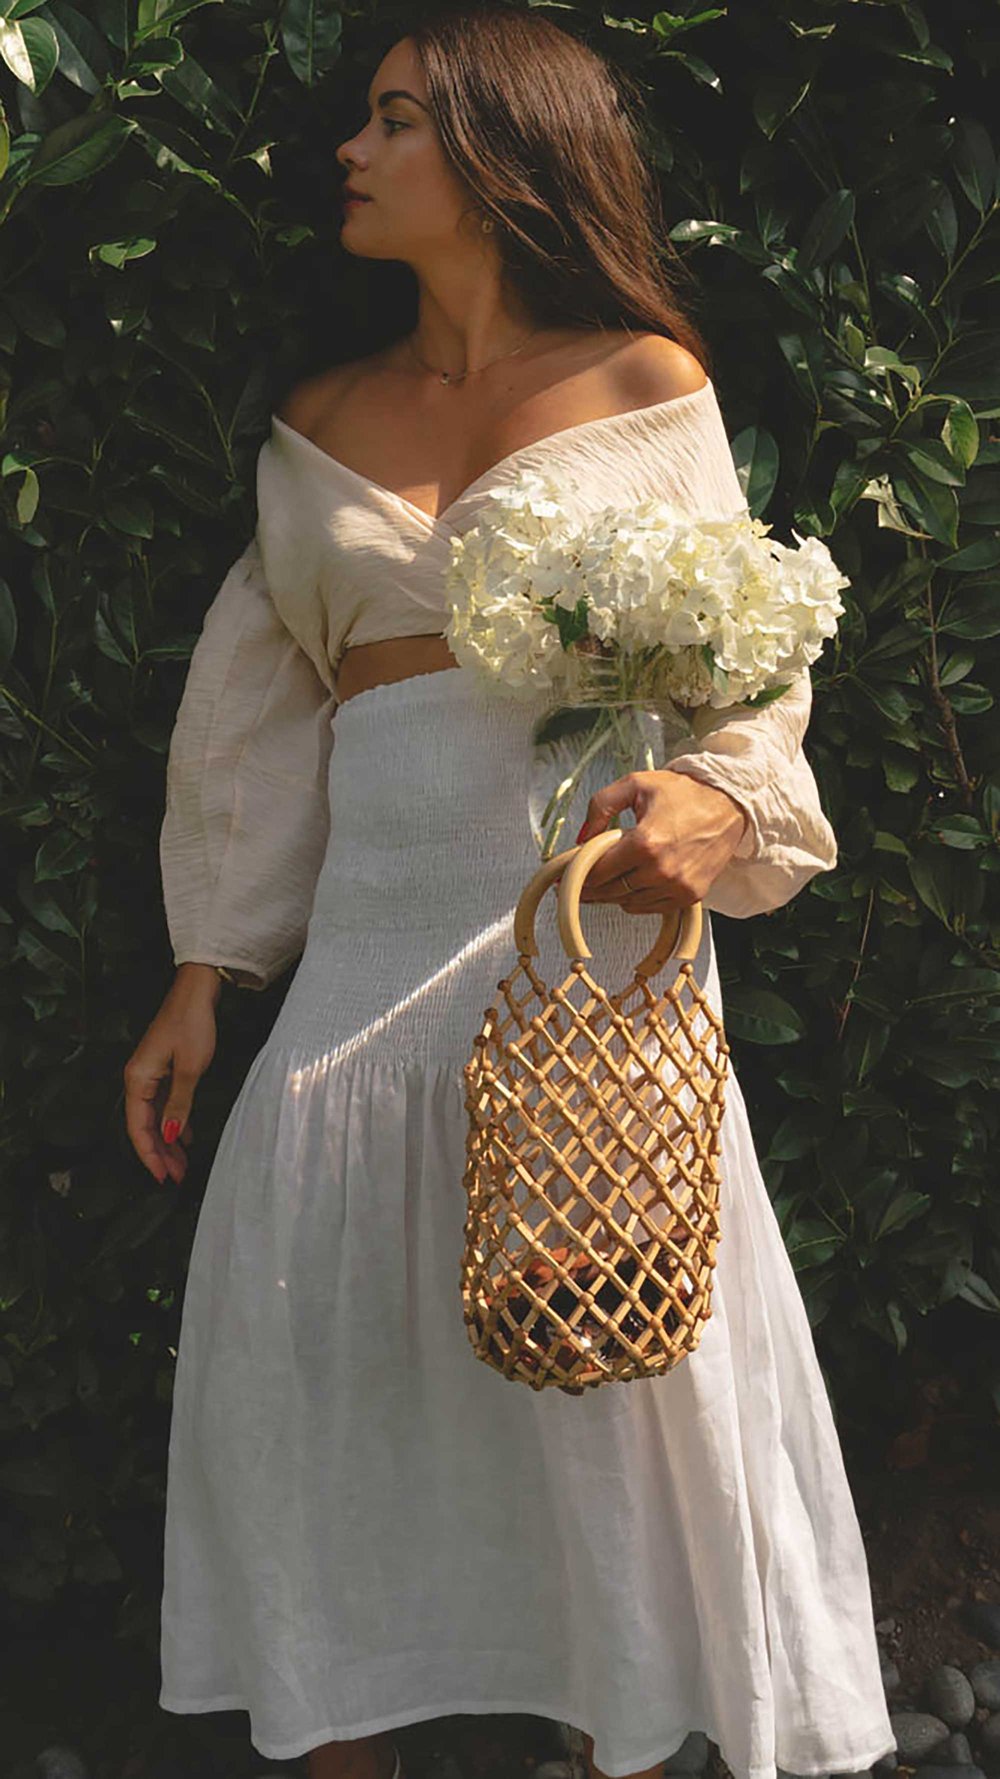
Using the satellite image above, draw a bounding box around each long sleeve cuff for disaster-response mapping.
[661,666,838,918]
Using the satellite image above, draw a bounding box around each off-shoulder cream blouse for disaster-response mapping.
[159,377,838,990]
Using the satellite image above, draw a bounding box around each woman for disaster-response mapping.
[124,10,896,1779]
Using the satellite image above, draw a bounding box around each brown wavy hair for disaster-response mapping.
[401,0,712,377]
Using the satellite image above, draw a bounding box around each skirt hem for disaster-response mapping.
[157,1690,897,1778]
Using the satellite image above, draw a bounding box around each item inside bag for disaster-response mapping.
[475,1234,696,1391]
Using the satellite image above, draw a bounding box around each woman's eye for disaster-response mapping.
[382,119,407,135]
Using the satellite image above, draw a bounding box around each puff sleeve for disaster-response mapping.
[661,663,838,919]
[159,534,338,990]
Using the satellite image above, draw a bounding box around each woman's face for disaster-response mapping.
[335,37,478,262]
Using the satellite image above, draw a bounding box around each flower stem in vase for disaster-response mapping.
[530,648,697,860]
[537,708,616,860]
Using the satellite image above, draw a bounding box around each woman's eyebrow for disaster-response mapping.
[366,87,430,112]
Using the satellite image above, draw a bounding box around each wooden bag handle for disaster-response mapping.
[513,828,703,983]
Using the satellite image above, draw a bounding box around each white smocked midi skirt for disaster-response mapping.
[159,665,896,1779]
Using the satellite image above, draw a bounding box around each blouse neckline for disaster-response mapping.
[269,375,715,536]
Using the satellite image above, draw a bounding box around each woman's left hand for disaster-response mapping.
[568,770,750,912]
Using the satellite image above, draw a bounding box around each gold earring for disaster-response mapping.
[481,215,495,233]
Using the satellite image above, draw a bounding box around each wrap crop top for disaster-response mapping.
[253,375,761,693]
[159,377,839,988]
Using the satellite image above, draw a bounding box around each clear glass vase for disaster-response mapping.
[528,651,697,861]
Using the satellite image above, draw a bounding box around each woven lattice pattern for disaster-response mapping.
[461,940,729,1394]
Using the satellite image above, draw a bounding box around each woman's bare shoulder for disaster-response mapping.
[607,334,709,409]
[275,348,395,433]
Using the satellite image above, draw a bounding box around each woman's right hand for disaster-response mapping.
[123,963,223,1186]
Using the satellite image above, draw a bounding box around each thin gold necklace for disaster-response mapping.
[407,327,541,386]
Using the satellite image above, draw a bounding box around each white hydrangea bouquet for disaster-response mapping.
[443,469,849,859]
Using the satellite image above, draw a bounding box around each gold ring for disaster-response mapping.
[620,869,637,894]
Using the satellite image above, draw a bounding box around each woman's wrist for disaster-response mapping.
[660,769,749,844]
[174,961,225,1000]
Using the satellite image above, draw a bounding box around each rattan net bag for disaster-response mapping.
[460,828,730,1395]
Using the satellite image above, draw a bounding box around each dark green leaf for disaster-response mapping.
[957,1270,1000,1313]
[946,681,992,714]
[540,596,589,650]
[280,0,342,86]
[952,118,997,216]
[34,828,93,882]
[940,537,1000,573]
[938,586,1000,638]
[26,112,135,185]
[798,188,855,271]
[942,400,979,469]
[0,15,58,92]
[731,423,778,516]
[718,986,806,1045]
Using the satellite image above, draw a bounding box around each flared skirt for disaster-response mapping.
[159,666,895,1779]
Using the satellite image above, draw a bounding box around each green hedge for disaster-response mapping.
[0,0,998,1657]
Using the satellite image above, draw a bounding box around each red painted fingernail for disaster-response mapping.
[163,1119,181,1144]
[575,822,590,843]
